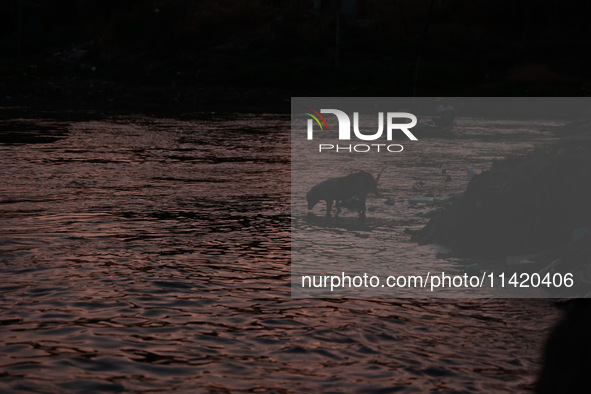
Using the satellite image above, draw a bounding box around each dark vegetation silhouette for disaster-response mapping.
[1,0,591,110]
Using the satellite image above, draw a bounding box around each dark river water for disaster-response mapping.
[0,112,564,392]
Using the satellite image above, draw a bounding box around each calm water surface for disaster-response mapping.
[0,112,562,392]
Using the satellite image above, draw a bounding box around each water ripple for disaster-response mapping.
[0,113,561,392]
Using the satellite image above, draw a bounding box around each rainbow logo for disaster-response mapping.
[303,107,329,132]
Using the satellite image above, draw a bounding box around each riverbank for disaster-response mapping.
[411,122,591,295]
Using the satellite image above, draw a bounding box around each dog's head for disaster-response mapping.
[306,189,319,210]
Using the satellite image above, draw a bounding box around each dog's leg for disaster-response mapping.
[325,200,333,218]
[359,194,367,222]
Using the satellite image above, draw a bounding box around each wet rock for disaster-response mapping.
[466,166,478,182]
[506,254,538,267]
[464,263,480,275]
[412,138,591,259]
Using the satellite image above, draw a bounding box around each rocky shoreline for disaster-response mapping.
[411,122,591,296]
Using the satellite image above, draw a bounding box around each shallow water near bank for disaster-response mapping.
[0,112,563,391]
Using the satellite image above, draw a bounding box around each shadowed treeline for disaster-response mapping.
[1,0,591,109]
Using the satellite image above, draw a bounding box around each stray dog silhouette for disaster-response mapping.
[306,171,381,222]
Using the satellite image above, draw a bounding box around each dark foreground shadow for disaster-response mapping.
[536,300,591,393]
